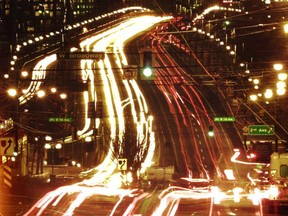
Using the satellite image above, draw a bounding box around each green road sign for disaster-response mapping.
[57,51,105,60]
[248,125,274,135]
[48,117,73,123]
[214,117,235,122]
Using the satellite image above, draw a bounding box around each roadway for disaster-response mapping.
[6,5,288,216]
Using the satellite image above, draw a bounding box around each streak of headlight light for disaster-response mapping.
[27,185,72,216]
[107,172,123,189]
[130,81,148,139]
[113,63,128,152]
[81,60,89,80]
[152,190,212,216]
[109,188,143,216]
[98,58,117,139]
[101,51,124,143]
[80,15,171,181]
[121,193,148,216]
[112,43,137,148]
[109,192,129,216]
[76,91,91,136]
[114,15,169,172]
[131,80,148,113]
[231,149,267,166]
[152,192,177,216]
[170,199,180,216]
[81,20,132,51]
[27,185,137,216]
[247,172,257,186]
[176,92,184,104]
[64,192,87,216]
[19,54,56,105]
[81,58,118,184]
[79,37,126,182]
[78,59,97,136]
[140,130,155,174]
[81,148,117,185]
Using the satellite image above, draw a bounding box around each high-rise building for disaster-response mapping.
[0,0,111,74]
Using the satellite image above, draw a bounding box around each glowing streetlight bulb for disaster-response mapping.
[60,93,67,99]
[21,71,29,77]
[264,89,273,99]
[45,135,52,141]
[249,94,257,101]
[278,73,287,81]
[44,143,51,149]
[273,63,283,71]
[55,143,62,149]
[7,88,17,97]
[37,90,45,98]
[276,81,286,89]
[253,79,259,85]
[277,88,286,96]
[50,87,57,93]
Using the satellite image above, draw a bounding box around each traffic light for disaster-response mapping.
[95,101,103,118]
[208,125,214,137]
[140,50,154,80]
[88,101,95,119]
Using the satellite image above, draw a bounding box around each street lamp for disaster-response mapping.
[44,142,62,181]
[273,63,283,71]
[7,88,20,155]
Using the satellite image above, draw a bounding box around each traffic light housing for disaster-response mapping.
[88,101,95,119]
[88,101,103,118]
[95,101,103,118]
[208,125,214,137]
[140,50,155,80]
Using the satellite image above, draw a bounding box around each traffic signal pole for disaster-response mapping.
[139,48,155,80]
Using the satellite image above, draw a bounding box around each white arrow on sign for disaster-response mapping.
[0,137,15,156]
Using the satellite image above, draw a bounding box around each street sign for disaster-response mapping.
[248,125,274,135]
[123,65,137,80]
[57,51,105,60]
[214,117,235,122]
[118,158,127,171]
[242,126,249,135]
[0,137,15,156]
[48,117,73,123]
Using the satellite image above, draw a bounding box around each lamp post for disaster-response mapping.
[7,88,21,174]
[248,62,287,150]
[44,141,62,181]
[8,85,68,176]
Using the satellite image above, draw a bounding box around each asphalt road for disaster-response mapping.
[0,193,36,216]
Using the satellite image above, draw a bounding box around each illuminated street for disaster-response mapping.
[1,1,288,216]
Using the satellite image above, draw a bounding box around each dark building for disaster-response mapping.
[0,0,114,75]
[0,0,176,75]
